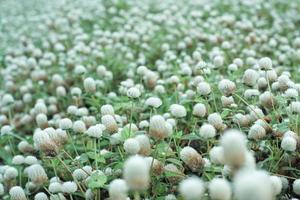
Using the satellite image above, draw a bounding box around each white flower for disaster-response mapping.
[180,146,203,171]
[123,138,140,155]
[12,155,25,165]
[135,134,151,155]
[209,146,225,165]
[218,79,236,96]
[281,136,297,152]
[169,104,187,118]
[34,192,48,200]
[270,176,282,196]
[24,156,38,165]
[248,124,266,140]
[26,164,48,184]
[149,115,170,139]
[293,179,300,195]
[127,87,141,98]
[197,82,211,96]
[9,186,27,200]
[101,115,118,134]
[109,179,128,200]
[208,113,224,130]
[73,120,86,133]
[179,177,204,200]
[48,182,62,193]
[199,124,216,139]
[62,181,77,194]
[145,97,162,108]
[86,124,105,138]
[123,155,150,191]
[59,118,73,130]
[36,113,48,128]
[234,170,272,200]
[289,101,300,114]
[243,69,259,86]
[83,77,96,92]
[192,103,206,117]
[100,104,114,115]
[4,167,18,180]
[221,129,247,168]
[258,57,272,70]
[209,178,231,200]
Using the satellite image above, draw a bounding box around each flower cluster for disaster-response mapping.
[0,0,300,199]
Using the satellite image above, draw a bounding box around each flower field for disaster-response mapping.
[0,0,300,200]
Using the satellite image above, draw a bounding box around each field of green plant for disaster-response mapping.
[0,0,300,199]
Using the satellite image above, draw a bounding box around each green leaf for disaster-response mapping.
[221,108,231,118]
[86,152,106,163]
[276,121,290,133]
[172,131,183,139]
[166,158,182,167]
[87,171,107,189]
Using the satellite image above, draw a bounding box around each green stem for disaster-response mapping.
[134,191,140,200]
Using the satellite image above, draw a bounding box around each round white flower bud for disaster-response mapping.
[145,97,162,108]
[258,57,272,70]
[56,86,66,97]
[179,177,204,200]
[123,138,140,155]
[209,178,231,200]
[4,167,18,180]
[293,179,300,195]
[208,113,224,130]
[149,115,170,139]
[218,79,236,96]
[86,124,105,138]
[59,118,73,130]
[26,164,48,184]
[109,179,128,200]
[221,129,247,168]
[192,103,206,117]
[24,156,38,165]
[9,186,27,200]
[199,124,216,139]
[243,69,259,86]
[100,104,114,115]
[36,113,48,128]
[62,181,77,194]
[12,155,25,165]
[83,77,96,92]
[139,120,149,129]
[209,146,225,165]
[170,104,187,118]
[197,82,211,96]
[127,87,141,98]
[281,136,297,152]
[290,101,300,114]
[0,183,4,195]
[34,192,48,200]
[73,120,86,133]
[214,56,224,68]
[259,91,275,109]
[180,146,203,171]
[123,155,150,191]
[101,115,118,134]
[248,124,266,140]
[135,134,151,155]
[234,170,272,200]
[270,176,282,196]
[49,182,62,193]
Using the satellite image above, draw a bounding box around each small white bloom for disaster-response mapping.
[169,104,187,118]
[179,177,204,200]
[209,178,231,200]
